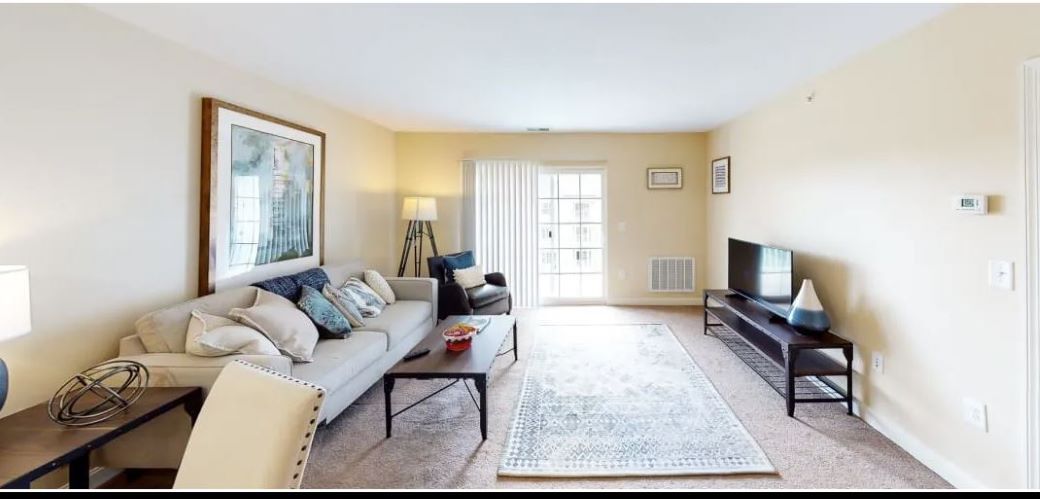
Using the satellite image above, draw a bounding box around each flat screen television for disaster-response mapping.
[728,238,794,317]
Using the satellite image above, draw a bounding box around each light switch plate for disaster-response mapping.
[988,260,1014,290]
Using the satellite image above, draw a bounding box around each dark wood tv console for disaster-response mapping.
[703,289,854,417]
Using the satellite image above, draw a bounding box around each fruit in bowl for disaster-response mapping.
[442,324,478,352]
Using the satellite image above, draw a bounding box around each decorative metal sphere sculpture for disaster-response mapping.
[47,360,149,427]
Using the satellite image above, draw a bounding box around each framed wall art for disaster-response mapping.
[199,98,325,295]
[711,156,731,194]
[647,167,683,189]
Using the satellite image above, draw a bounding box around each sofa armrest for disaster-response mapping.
[384,277,437,302]
[437,282,473,320]
[385,277,438,325]
[115,353,292,394]
[485,272,507,287]
[119,334,148,356]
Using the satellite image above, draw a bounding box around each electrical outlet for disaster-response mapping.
[963,398,988,432]
[871,352,884,374]
[618,269,627,281]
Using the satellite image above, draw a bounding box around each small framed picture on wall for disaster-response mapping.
[711,156,731,194]
[647,167,683,189]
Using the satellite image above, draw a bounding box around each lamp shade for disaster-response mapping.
[401,197,438,221]
[0,266,31,341]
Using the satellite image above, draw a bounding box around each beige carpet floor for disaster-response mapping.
[303,306,951,489]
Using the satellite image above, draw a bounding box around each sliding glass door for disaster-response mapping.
[538,168,605,303]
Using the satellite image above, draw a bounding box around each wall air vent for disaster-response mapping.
[648,257,695,292]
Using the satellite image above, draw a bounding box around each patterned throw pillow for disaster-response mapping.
[297,286,351,339]
[341,278,386,317]
[252,268,331,302]
[364,270,396,304]
[323,284,366,327]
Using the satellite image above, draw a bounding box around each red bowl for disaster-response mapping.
[445,338,472,352]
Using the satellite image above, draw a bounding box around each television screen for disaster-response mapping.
[728,238,794,316]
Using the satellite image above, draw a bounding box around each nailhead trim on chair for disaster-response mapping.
[231,360,326,489]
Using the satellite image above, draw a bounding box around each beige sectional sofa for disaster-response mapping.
[116,261,437,424]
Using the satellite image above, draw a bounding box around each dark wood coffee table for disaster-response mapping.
[384,315,517,440]
[0,386,203,489]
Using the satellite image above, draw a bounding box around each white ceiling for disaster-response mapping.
[92,3,951,133]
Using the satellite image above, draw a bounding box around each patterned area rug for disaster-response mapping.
[498,324,776,477]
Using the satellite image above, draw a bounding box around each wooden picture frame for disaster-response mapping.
[647,167,683,189]
[711,156,731,194]
[200,98,326,295]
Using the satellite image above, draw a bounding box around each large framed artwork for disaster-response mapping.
[199,98,325,295]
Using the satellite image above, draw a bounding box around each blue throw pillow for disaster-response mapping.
[252,275,298,301]
[292,268,330,293]
[442,251,476,282]
[297,286,351,339]
[253,268,330,301]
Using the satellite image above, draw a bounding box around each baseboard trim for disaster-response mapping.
[860,408,986,489]
[607,296,700,306]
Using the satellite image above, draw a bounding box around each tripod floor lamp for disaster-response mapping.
[398,197,439,277]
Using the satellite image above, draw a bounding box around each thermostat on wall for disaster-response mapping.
[952,194,988,215]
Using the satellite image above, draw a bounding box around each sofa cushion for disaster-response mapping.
[467,284,509,309]
[116,353,291,394]
[355,300,432,350]
[136,286,258,353]
[320,261,365,288]
[291,331,386,391]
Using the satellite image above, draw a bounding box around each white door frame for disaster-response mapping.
[1023,58,1040,489]
[537,165,608,305]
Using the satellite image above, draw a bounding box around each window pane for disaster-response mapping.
[559,274,581,298]
[559,174,580,198]
[538,173,557,198]
[558,224,581,248]
[579,249,603,273]
[560,249,580,273]
[581,274,603,298]
[538,224,557,249]
[581,173,602,198]
[580,199,602,223]
[540,274,558,299]
[539,250,559,273]
[538,199,557,223]
[559,199,582,223]
[579,224,602,248]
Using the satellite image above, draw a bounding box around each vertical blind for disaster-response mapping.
[461,160,539,307]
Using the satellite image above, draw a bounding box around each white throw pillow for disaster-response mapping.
[453,265,487,289]
[229,289,319,363]
[364,270,396,304]
[185,310,280,357]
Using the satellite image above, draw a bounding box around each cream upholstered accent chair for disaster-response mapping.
[173,361,326,489]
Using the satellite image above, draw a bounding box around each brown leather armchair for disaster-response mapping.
[427,251,512,320]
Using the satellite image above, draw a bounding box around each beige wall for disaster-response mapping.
[395,133,707,303]
[707,4,1039,488]
[0,4,397,416]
